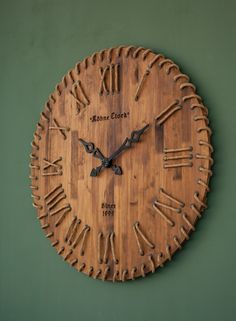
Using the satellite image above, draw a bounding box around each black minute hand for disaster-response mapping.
[108,123,150,162]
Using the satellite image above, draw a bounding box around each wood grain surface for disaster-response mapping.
[30,46,213,281]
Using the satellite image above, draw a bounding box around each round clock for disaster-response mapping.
[30,46,213,281]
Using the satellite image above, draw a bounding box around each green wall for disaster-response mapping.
[1,0,236,320]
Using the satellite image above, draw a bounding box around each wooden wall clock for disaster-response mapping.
[29,46,213,281]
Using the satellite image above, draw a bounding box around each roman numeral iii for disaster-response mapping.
[163,146,193,168]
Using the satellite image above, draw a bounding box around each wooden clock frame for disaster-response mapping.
[29,46,213,281]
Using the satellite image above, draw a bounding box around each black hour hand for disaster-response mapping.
[90,165,103,177]
[79,139,95,154]
[111,164,122,175]
[79,139,106,163]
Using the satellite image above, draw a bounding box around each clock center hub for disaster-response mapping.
[102,158,112,168]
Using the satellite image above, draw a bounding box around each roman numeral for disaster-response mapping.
[99,64,120,95]
[134,68,150,101]
[64,216,81,245]
[97,232,118,264]
[134,54,164,101]
[152,188,185,226]
[41,184,71,226]
[155,100,182,126]
[42,157,62,176]
[70,80,90,113]
[49,118,70,140]
[163,146,193,169]
[64,217,90,256]
[133,221,155,256]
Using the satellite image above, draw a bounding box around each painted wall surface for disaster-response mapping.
[1,0,236,320]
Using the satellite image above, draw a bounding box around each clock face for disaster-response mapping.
[30,46,213,281]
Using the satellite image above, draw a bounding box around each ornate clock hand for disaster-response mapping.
[108,123,150,162]
[93,147,106,162]
[78,138,99,159]
[107,137,129,162]
[78,138,95,154]
[91,157,123,177]
[79,124,149,177]
[90,124,149,177]
[79,139,107,176]
[90,164,104,177]
[79,138,106,162]
[91,163,122,177]
[79,138,121,177]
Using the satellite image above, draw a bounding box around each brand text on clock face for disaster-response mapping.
[90,111,130,122]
